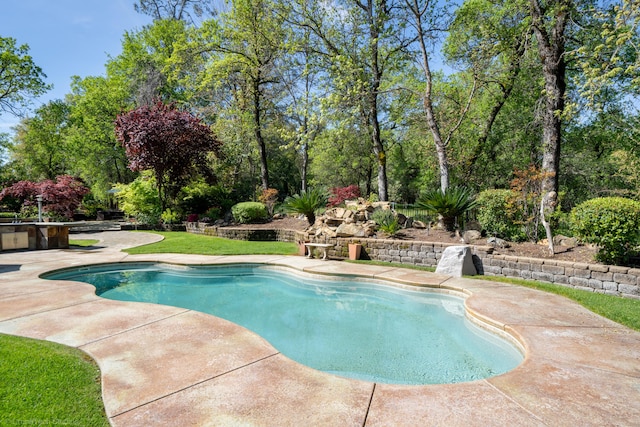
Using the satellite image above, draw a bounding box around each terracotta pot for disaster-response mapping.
[298,242,309,256]
[348,243,362,260]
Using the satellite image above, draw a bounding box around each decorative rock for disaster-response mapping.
[487,237,510,248]
[413,220,427,229]
[553,234,578,248]
[435,246,477,277]
[336,222,367,237]
[372,201,391,210]
[462,230,482,244]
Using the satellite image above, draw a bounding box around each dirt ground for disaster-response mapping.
[227,216,600,265]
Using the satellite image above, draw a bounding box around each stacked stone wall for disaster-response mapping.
[185,224,640,298]
[186,223,304,243]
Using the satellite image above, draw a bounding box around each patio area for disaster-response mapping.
[0,230,638,426]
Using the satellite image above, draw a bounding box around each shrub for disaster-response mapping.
[0,175,90,220]
[570,197,640,265]
[231,202,268,224]
[161,208,181,224]
[283,188,328,225]
[328,185,361,208]
[258,188,279,216]
[417,186,477,231]
[371,209,400,235]
[113,172,161,224]
[204,206,222,220]
[476,189,525,241]
[178,181,234,216]
[509,165,553,242]
[186,213,199,222]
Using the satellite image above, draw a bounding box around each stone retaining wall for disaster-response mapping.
[185,224,640,298]
[186,223,304,243]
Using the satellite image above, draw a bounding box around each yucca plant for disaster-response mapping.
[283,188,328,225]
[417,186,477,231]
[371,208,401,235]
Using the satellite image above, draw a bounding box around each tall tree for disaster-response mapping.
[529,0,571,254]
[277,28,324,193]
[66,75,136,198]
[114,101,222,210]
[9,100,70,180]
[193,0,289,190]
[291,0,409,201]
[134,0,218,23]
[404,0,475,193]
[572,0,640,108]
[444,0,532,185]
[108,19,190,106]
[0,36,50,116]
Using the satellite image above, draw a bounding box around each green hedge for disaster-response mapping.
[570,197,640,265]
[231,202,268,224]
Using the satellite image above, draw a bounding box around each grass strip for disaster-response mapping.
[124,231,298,255]
[69,239,100,247]
[0,334,109,426]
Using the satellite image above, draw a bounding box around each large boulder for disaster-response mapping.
[553,234,578,248]
[336,222,375,237]
[435,246,477,277]
[487,236,510,248]
[462,230,482,244]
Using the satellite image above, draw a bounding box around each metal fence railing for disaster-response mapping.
[391,203,434,223]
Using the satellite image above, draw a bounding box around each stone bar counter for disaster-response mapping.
[0,222,71,251]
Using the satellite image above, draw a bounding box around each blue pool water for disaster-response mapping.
[44,263,523,384]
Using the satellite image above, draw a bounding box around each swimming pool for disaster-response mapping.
[44,262,523,385]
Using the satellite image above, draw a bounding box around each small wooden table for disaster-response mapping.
[304,243,333,260]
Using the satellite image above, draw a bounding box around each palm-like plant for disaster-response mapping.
[283,188,328,225]
[417,186,477,231]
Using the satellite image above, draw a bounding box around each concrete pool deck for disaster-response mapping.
[0,231,638,426]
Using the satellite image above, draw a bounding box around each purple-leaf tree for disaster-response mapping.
[0,175,90,220]
[114,101,222,210]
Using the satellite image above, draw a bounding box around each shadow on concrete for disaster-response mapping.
[0,264,21,273]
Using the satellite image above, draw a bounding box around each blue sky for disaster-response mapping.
[0,0,153,132]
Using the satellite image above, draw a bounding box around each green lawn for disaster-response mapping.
[124,231,298,255]
[69,239,100,247]
[0,334,109,426]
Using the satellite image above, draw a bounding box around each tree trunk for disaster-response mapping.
[407,0,450,193]
[301,114,309,193]
[367,0,388,202]
[252,78,269,190]
[529,0,569,255]
[301,141,308,194]
[371,110,388,201]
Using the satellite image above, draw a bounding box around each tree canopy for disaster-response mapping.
[0,36,50,116]
[114,100,222,209]
[1,0,639,247]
